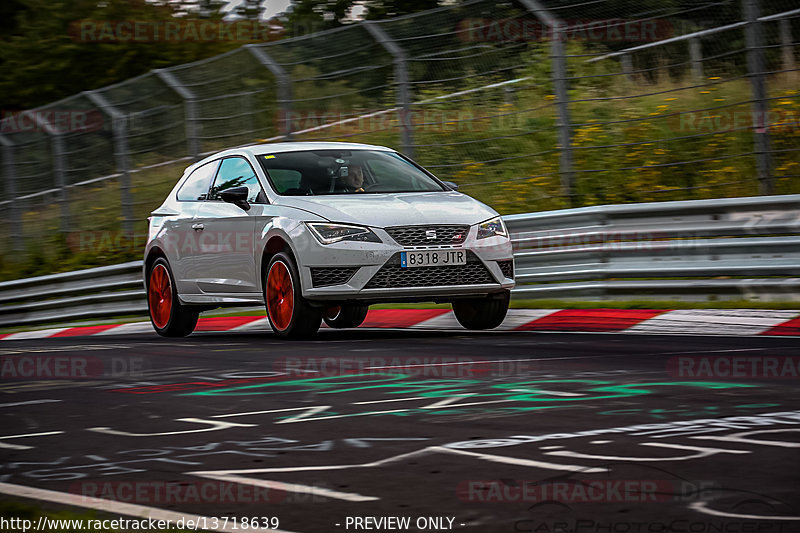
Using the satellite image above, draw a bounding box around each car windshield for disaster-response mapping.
[258,149,446,195]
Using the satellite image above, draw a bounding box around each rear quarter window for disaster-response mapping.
[177,161,218,201]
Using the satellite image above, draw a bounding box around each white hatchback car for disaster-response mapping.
[144,142,514,338]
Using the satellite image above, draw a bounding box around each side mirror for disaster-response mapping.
[443,181,459,191]
[219,186,251,211]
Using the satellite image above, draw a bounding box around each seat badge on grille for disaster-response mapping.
[425,229,437,240]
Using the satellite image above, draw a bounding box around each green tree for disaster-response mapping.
[363,0,440,19]
[0,0,236,110]
[282,0,357,37]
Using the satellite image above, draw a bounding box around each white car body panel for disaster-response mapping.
[144,142,514,307]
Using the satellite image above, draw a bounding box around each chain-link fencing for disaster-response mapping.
[0,0,798,279]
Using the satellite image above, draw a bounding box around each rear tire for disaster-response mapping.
[265,252,321,338]
[323,304,369,329]
[452,291,510,330]
[147,258,198,337]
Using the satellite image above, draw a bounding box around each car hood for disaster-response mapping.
[275,192,498,228]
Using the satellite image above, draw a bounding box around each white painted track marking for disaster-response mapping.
[0,431,64,450]
[431,446,606,473]
[0,399,62,408]
[2,328,69,341]
[689,501,800,520]
[195,474,378,502]
[93,322,154,336]
[407,309,560,331]
[627,309,799,336]
[0,482,299,532]
[230,318,270,331]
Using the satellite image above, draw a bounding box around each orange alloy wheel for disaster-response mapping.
[149,264,172,329]
[267,260,294,331]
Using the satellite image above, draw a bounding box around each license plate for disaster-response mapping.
[400,250,466,268]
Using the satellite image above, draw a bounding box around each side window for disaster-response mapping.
[366,159,417,189]
[266,169,302,194]
[208,157,265,203]
[176,161,217,201]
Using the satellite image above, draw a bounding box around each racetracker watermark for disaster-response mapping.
[668,356,800,379]
[0,355,146,380]
[277,109,498,136]
[274,356,529,378]
[458,479,716,503]
[70,479,336,504]
[67,231,147,254]
[457,18,673,43]
[1,110,104,134]
[70,480,284,504]
[668,110,800,134]
[513,518,790,532]
[68,231,258,255]
[508,229,703,253]
[70,19,284,42]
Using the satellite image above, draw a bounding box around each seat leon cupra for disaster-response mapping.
[144,142,514,338]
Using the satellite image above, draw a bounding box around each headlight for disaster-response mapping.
[477,216,508,239]
[307,222,381,244]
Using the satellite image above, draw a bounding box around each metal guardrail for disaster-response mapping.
[0,261,145,327]
[1,195,798,327]
[506,194,800,300]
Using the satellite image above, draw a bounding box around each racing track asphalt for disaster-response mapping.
[1,328,800,533]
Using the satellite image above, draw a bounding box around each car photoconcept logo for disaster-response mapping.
[426,230,437,240]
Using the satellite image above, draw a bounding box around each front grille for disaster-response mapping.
[310,267,359,287]
[497,260,514,279]
[365,252,494,289]
[385,225,469,247]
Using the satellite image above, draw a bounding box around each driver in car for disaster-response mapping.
[342,165,365,193]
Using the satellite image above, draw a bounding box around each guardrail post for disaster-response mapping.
[154,69,200,159]
[520,0,576,207]
[84,91,135,235]
[620,54,634,82]
[779,17,796,83]
[743,0,773,195]
[0,134,24,251]
[22,111,70,233]
[246,44,294,140]
[689,37,703,81]
[363,21,414,159]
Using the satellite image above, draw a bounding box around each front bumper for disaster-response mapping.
[294,224,514,302]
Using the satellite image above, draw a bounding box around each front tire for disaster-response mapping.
[452,291,510,330]
[265,252,321,338]
[147,258,198,337]
[323,304,369,329]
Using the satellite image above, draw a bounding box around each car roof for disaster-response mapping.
[245,141,395,155]
[184,142,396,175]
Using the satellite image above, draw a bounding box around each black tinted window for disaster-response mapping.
[259,150,445,195]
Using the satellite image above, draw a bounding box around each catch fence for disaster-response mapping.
[0,0,798,277]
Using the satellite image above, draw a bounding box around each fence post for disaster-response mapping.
[689,37,704,81]
[246,44,294,140]
[363,21,414,159]
[619,54,633,82]
[22,112,70,233]
[743,0,773,195]
[779,17,796,83]
[520,0,576,206]
[154,69,199,159]
[620,53,634,82]
[84,91,135,235]
[0,134,24,252]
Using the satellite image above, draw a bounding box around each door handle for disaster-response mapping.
[191,223,204,231]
